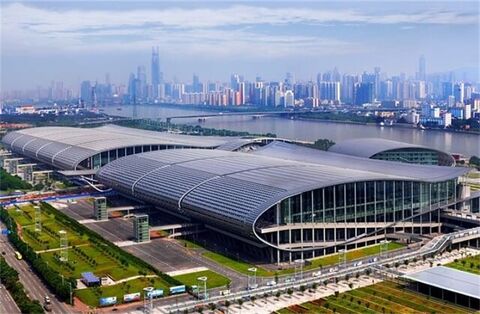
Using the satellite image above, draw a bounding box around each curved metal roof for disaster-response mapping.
[96,147,467,238]
[1,125,233,170]
[329,137,455,165]
[254,141,468,182]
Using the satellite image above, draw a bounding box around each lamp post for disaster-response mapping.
[143,287,154,314]
[338,249,346,269]
[197,276,208,301]
[294,259,304,280]
[68,282,73,305]
[247,267,257,290]
[380,240,389,259]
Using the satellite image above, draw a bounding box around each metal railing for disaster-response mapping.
[162,226,480,313]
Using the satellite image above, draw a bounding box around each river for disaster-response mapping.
[103,105,479,157]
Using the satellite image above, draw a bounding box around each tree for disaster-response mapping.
[469,155,480,168]
[287,288,293,297]
[300,285,306,293]
[238,299,243,309]
[311,138,335,151]
[275,291,281,298]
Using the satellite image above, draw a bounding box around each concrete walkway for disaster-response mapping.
[226,276,382,314]
[166,266,209,277]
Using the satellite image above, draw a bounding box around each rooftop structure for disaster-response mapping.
[403,266,479,299]
[329,138,455,166]
[1,125,233,170]
[96,146,469,263]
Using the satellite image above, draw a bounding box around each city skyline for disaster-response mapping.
[1,1,479,91]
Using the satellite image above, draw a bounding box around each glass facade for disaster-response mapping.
[270,179,455,225]
[256,179,456,249]
[76,144,204,169]
[372,149,439,165]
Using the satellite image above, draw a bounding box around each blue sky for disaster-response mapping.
[1,1,478,90]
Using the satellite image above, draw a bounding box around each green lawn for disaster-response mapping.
[173,270,230,289]
[305,242,405,270]
[278,281,471,314]
[41,245,142,280]
[203,252,275,277]
[203,242,404,277]
[467,172,480,179]
[446,255,480,275]
[7,204,175,305]
[75,277,169,307]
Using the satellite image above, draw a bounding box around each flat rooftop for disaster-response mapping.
[403,266,480,299]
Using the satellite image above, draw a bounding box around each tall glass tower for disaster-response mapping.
[151,46,161,98]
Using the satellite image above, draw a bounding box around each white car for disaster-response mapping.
[266,280,277,286]
[312,271,322,277]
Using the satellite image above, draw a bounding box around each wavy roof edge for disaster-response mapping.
[1,125,236,170]
[328,137,455,162]
[95,147,469,237]
[254,141,468,182]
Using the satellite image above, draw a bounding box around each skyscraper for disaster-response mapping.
[417,55,426,81]
[151,46,161,98]
[319,81,340,102]
[137,65,147,101]
[354,82,374,106]
[80,80,92,104]
[192,74,200,93]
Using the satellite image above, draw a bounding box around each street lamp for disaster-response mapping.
[294,259,304,280]
[143,287,154,314]
[197,276,208,301]
[380,240,389,258]
[338,249,346,268]
[247,267,257,289]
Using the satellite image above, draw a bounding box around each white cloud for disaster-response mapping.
[0,3,476,57]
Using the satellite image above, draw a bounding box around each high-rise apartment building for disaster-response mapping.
[354,82,374,106]
[319,81,340,102]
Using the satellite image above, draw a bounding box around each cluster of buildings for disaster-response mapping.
[1,125,478,264]
[2,51,479,115]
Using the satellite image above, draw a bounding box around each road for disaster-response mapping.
[0,281,21,314]
[0,222,75,314]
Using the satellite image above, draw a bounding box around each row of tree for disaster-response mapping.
[116,119,277,138]
[0,168,32,191]
[0,256,44,313]
[0,206,76,304]
[39,202,182,286]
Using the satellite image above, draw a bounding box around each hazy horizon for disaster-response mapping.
[1,1,479,91]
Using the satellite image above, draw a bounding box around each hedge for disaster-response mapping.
[0,256,45,313]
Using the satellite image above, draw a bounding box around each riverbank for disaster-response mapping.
[293,116,479,135]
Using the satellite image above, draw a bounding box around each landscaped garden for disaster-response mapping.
[1,202,181,307]
[201,241,405,277]
[173,269,231,289]
[446,255,480,275]
[277,281,472,314]
[75,276,169,307]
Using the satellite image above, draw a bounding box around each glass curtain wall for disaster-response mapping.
[270,179,456,227]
